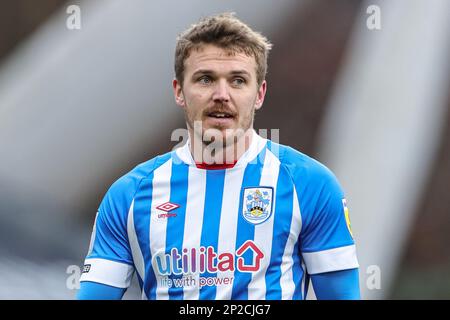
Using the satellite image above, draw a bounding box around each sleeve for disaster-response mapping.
[79,177,136,288]
[77,281,126,300]
[311,268,361,300]
[297,162,359,275]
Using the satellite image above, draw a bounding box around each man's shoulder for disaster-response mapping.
[269,142,345,216]
[268,141,336,183]
[106,151,173,199]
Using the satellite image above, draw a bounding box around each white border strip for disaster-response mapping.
[302,244,359,275]
[79,258,135,288]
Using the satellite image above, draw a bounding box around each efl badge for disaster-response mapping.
[342,199,354,238]
[242,187,273,225]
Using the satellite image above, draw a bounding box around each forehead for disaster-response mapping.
[184,44,257,75]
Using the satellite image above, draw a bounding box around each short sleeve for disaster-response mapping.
[79,177,136,288]
[297,162,359,275]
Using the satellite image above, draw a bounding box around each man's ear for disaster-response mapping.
[173,78,185,107]
[255,80,267,110]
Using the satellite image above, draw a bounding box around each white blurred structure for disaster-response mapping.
[318,0,450,299]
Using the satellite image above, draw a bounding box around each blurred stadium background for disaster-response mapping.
[0,0,449,299]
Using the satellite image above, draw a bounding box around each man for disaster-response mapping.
[77,13,360,300]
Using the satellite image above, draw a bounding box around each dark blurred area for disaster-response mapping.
[0,0,64,62]
[391,90,450,299]
[260,0,359,155]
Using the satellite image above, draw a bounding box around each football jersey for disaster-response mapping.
[80,130,359,299]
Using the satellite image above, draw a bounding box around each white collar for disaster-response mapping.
[175,129,267,169]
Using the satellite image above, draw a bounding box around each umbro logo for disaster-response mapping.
[156,202,180,212]
[155,202,179,219]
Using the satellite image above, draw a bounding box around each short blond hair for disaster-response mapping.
[175,12,272,87]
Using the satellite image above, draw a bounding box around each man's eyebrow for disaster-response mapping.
[191,69,251,77]
[229,70,251,77]
[191,69,214,77]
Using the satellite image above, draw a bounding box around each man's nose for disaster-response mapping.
[212,79,230,103]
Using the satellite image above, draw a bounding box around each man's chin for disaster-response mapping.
[203,127,249,144]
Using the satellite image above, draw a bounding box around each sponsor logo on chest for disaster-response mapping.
[152,240,264,276]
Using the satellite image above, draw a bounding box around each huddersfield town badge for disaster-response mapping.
[242,187,274,225]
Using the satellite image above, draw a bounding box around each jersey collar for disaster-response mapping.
[175,130,267,169]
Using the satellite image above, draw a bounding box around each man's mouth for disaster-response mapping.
[207,111,235,119]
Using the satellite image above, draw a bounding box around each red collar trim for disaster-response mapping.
[195,160,238,170]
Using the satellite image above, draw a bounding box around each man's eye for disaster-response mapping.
[232,78,246,86]
[198,76,212,84]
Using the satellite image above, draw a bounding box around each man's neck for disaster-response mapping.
[188,128,254,167]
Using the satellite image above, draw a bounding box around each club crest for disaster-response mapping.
[242,187,273,225]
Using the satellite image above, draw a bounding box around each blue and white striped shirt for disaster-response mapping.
[80,131,359,299]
